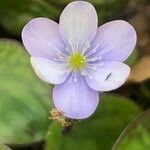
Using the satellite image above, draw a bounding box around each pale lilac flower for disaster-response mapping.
[22,1,137,119]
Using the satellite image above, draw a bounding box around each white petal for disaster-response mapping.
[85,61,130,91]
[59,1,98,51]
[30,57,68,84]
[53,75,99,119]
[92,20,137,62]
[22,17,65,58]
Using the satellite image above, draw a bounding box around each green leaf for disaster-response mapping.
[0,0,60,35]
[0,145,11,150]
[125,48,138,67]
[0,39,52,145]
[45,94,140,150]
[112,109,150,150]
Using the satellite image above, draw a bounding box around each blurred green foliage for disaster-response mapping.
[125,48,138,67]
[0,0,59,35]
[0,145,11,150]
[113,109,150,150]
[0,39,52,144]
[0,0,149,150]
[45,94,140,150]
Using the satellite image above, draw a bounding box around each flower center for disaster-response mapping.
[69,53,85,70]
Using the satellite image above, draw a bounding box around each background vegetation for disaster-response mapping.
[0,0,149,150]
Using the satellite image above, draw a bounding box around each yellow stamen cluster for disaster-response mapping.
[69,53,85,70]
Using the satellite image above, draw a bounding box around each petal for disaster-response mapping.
[85,61,130,91]
[53,75,99,119]
[59,1,98,50]
[30,57,68,84]
[92,20,137,62]
[22,17,65,58]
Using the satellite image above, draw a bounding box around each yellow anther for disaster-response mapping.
[69,53,85,70]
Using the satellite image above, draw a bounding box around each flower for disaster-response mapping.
[22,1,137,119]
